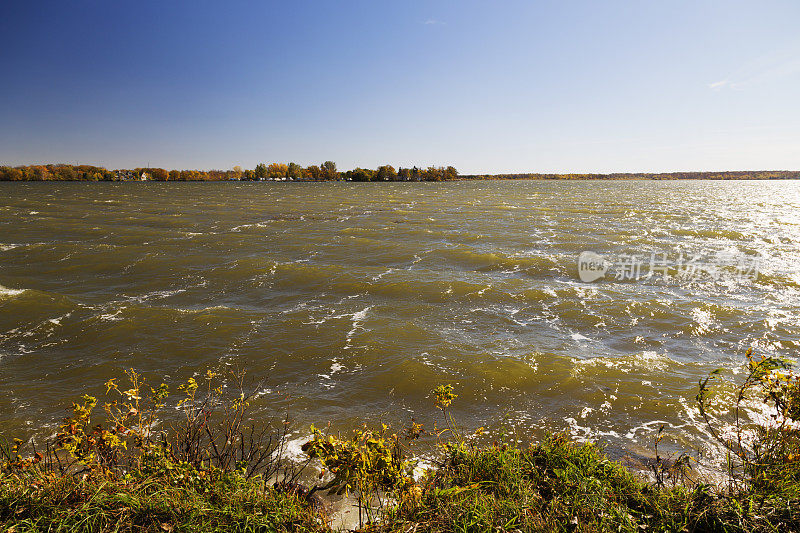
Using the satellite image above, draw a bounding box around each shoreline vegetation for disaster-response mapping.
[1,163,799,182]
[1,351,799,531]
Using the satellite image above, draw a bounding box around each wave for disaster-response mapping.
[433,247,561,276]
[672,228,747,240]
[333,276,515,304]
[265,261,349,288]
[344,306,371,349]
[571,350,680,375]
[231,221,274,231]
[0,284,26,298]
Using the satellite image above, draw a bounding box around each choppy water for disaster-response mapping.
[1,180,799,463]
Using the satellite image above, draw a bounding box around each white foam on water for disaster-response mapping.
[372,267,394,281]
[176,305,231,314]
[635,351,671,370]
[690,307,715,335]
[48,313,71,326]
[413,458,433,481]
[281,300,320,315]
[0,284,26,298]
[571,351,675,378]
[253,387,273,398]
[276,434,314,462]
[344,306,372,349]
[141,288,187,301]
[624,420,673,442]
[563,417,593,442]
[99,307,126,321]
[231,221,272,231]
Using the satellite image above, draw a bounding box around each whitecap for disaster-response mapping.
[276,434,314,462]
[372,268,394,281]
[48,315,66,326]
[0,285,26,298]
[99,308,125,321]
[344,306,372,349]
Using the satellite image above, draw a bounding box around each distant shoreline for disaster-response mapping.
[4,176,800,182]
[1,164,798,182]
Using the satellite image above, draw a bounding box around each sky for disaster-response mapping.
[1,1,799,174]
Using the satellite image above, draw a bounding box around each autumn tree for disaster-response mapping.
[376,165,397,181]
[321,161,339,180]
[267,163,288,179]
[0,167,23,180]
[287,162,302,180]
[305,165,322,180]
[254,163,267,180]
[149,168,168,181]
[345,168,375,182]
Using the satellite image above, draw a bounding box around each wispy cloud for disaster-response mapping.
[708,79,730,90]
[422,19,445,26]
[709,48,800,91]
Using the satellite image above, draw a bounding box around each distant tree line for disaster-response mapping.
[0,164,117,181]
[0,162,460,182]
[1,164,798,182]
[341,165,459,182]
[0,164,238,182]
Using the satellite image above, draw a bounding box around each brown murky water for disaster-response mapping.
[1,180,798,462]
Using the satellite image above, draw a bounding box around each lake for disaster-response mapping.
[1,180,798,463]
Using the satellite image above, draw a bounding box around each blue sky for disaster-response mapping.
[1,1,799,173]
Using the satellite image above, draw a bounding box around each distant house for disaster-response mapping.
[140,172,149,181]
[114,170,136,181]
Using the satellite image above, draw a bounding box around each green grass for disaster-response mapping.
[382,435,698,532]
[0,468,328,532]
[2,432,799,532]
[378,433,800,532]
